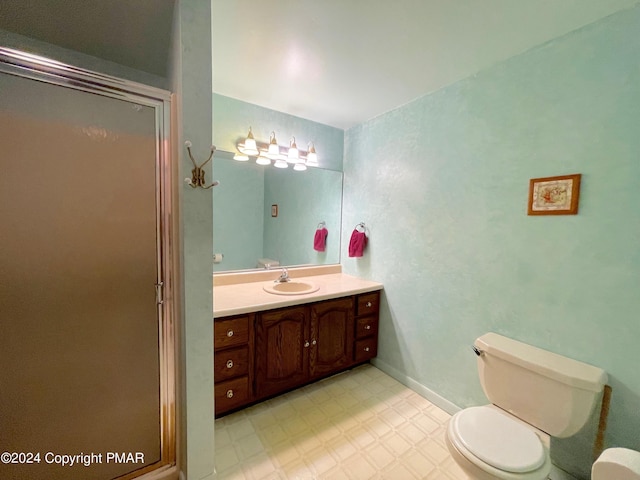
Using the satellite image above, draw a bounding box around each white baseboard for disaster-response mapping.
[371,358,461,415]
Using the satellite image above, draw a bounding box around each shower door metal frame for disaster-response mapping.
[0,47,177,479]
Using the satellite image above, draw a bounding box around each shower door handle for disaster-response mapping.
[155,281,164,305]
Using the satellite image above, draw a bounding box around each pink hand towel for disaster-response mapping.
[348,229,368,257]
[314,227,328,252]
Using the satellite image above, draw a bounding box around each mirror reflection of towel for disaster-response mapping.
[314,227,328,252]
[348,229,367,257]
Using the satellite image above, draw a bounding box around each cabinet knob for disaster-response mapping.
[364,324,371,330]
[366,301,372,308]
[226,329,234,337]
[226,389,234,399]
[304,341,310,348]
[364,347,370,352]
[226,359,234,369]
[311,339,317,345]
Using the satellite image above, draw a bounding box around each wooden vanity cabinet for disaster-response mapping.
[215,290,380,416]
[354,291,380,362]
[309,297,354,379]
[214,314,254,415]
[255,305,309,399]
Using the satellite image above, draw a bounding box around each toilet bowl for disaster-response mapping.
[592,448,640,480]
[446,405,551,480]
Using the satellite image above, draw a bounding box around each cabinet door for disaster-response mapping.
[310,297,354,378]
[256,306,309,398]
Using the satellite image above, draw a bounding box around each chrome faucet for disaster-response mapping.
[275,267,290,283]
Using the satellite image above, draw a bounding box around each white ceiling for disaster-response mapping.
[1,1,637,130]
[212,0,638,129]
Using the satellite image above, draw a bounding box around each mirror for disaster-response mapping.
[213,151,343,272]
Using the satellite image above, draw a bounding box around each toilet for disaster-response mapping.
[257,258,280,269]
[446,332,608,480]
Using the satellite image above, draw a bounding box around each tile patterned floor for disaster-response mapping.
[214,364,467,479]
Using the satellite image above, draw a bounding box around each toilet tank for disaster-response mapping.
[475,333,607,438]
[257,258,280,269]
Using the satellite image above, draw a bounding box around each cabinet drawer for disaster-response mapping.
[357,292,380,316]
[215,316,250,349]
[354,338,378,363]
[215,376,250,414]
[214,346,249,382]
[356,316,379,339]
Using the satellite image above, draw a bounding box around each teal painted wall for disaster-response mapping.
[171,1,215,478]
[343,6,640,478]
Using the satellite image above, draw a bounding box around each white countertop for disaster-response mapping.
[214,271,383,318]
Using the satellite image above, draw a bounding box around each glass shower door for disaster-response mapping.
[0,63,171,480]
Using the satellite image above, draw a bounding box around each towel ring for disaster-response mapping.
[355,222,367,233]
[317,221,326,229]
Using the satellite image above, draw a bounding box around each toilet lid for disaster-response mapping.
[452,406,546,473]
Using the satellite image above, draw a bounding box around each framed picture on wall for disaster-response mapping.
[528,174,581,215]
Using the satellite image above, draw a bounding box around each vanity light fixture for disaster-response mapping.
[256,154,271,166]
[233,152,249,161]
[293,162,307,171]
[273,157,288,168]
[234,127,318,170]
[267,132,280,159]
[241,127,259,155]
[306,142,318,166]
[287,137,299,163]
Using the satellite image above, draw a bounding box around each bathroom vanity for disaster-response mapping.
[213,266,382,416]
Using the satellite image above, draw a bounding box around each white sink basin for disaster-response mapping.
[263,280,320,295]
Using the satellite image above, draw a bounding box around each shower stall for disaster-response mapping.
[0,48,176,480]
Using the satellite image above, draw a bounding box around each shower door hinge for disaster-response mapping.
[155,281,164,305]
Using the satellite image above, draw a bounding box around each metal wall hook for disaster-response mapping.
[184,141,220,189]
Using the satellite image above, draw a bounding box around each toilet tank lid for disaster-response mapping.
[257,258,280,266]
[476,333,608,392]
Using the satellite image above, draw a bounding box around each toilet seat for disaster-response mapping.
[446,406,551,480]
[453,406,545,473]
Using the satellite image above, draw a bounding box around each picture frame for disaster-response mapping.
[528,174,581,216]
